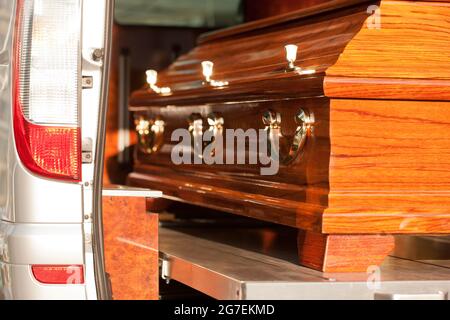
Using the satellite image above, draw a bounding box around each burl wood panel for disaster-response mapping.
[103,195,158,300]
[298,231,395,272]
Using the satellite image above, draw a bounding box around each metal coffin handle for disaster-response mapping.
[188,113,205,159]
[188,112,224,159]
[262,109,313,165]
[135,116,165,154]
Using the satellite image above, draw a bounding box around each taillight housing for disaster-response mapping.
[13,0,82,181]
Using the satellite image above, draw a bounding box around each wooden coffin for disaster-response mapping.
[128,0,450,272]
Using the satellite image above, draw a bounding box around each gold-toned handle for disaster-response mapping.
[207,112,224,134]
[135,116,165,154]
[188,113,204,159]
[262,109,313,165]
[207,113,224,157]
[188,113,224,159]
[188,113,204,134]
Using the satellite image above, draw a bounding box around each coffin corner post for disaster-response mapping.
[297,230,395,273]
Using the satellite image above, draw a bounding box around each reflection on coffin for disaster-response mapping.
[127,0,450,272]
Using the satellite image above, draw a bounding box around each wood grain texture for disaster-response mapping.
[128,0,450,241]
[129,1,373,107]
[130,0,450,106]
[325,0,450,100]
[325,0,450,80]
[128,169,326,232]
[322,98,450,233]
[103,195,158,300]
[329,99,450,192]
[325,77,450,101]
[204,0,450,44]
[298,231,395,272]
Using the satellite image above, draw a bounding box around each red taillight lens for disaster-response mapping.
[14,117,81,180]
[32,265,84,284]
[13,0,82,181]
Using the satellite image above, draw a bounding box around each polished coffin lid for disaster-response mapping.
[128,0,450,234]
[130,0,450,107]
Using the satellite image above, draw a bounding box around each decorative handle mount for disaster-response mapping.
[188,112,224,159]
[262,108,313,165]
[135,116,165,154]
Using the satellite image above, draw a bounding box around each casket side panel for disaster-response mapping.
[128,0,450,234]
[321,0,450,233]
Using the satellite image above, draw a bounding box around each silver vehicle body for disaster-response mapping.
[0,0,112,299]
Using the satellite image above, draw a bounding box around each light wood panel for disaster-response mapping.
[326,0,450,80]
[298,231,395,272]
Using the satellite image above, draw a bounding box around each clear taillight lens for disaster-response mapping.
[13,0,81,181]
